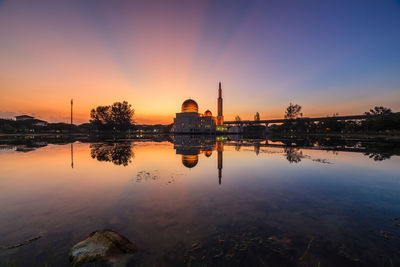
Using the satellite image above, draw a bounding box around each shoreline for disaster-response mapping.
[270,132,400,142]
[1,132,400,141]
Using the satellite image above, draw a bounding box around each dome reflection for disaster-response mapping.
[204,150,212,157]
[173,135,224,184]
[182,155,198,168]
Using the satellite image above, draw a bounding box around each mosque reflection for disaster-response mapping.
[12,135,396,171]
[173,135,224,185]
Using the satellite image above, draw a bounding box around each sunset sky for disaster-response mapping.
[1,0,400,124]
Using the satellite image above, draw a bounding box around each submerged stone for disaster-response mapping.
[69,229,137,266]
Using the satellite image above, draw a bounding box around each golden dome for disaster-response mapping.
[181,99,198,113]
[182,155,198,168]
[204,110,212,116]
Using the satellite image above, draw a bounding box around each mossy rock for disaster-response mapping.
[69,229,137,266]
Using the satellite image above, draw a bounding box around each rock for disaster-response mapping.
[69,229,137,266]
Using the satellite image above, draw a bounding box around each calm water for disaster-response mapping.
[0,136,400,266]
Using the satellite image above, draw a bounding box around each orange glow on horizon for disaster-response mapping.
[1,1,399,125]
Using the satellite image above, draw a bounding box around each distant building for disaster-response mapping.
[15,115,34,121]
[173,83,224,134]
[32,120,48,127]
[15,115,48,127]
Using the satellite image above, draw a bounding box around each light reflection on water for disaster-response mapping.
[0,136,399,266]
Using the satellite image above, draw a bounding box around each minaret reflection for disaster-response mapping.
[173,136,224,185]
[217,141,223,185]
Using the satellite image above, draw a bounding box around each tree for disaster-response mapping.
[365,106,392,116]
[90,101,135,131]
[254,112,260,122]
[284,103,303,120]
[90,105,111,130]
[110,101,135,130]
[235,115,241,126]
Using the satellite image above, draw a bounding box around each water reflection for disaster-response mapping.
[173,135,224,184]
[169,135,400,182]
[70,142,74,169]
[1,136,400,266]
[364,151,392,161]
[90,142,134,166]
[1,135,399,163]
[228,136,400,162]
[361,142,400,161]
[284,147,303,163]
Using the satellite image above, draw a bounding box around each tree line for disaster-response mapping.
[1,100,398,135]
[233,103,399,134]
[0,101,136,134]
[272,104,400,134]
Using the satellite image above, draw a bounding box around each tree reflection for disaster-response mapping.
[271,137,400,162]
[284,147,303,163]
[90,142,134,166]
[364,152,392,161]
[254,142,260,155]
[362,142,399,161]
[235,143,242,151]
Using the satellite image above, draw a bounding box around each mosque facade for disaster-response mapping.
[173,82,224,134]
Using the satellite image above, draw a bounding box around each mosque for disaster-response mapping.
[173,82,225,134]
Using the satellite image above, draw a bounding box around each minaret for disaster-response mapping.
[217,82,223,126]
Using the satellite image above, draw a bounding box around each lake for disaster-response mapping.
[0,135,399,266]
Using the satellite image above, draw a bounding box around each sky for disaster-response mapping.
[0,0,400,124]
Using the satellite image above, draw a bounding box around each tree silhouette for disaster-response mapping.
[90,101,135,131]
[364,106,392,116]
[284,103,302,120]
[235,115,241,126]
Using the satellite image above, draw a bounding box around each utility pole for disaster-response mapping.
[70,99,73,126]
[70,98,74,135]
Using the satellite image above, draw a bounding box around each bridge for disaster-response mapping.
[223,114,389,126]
